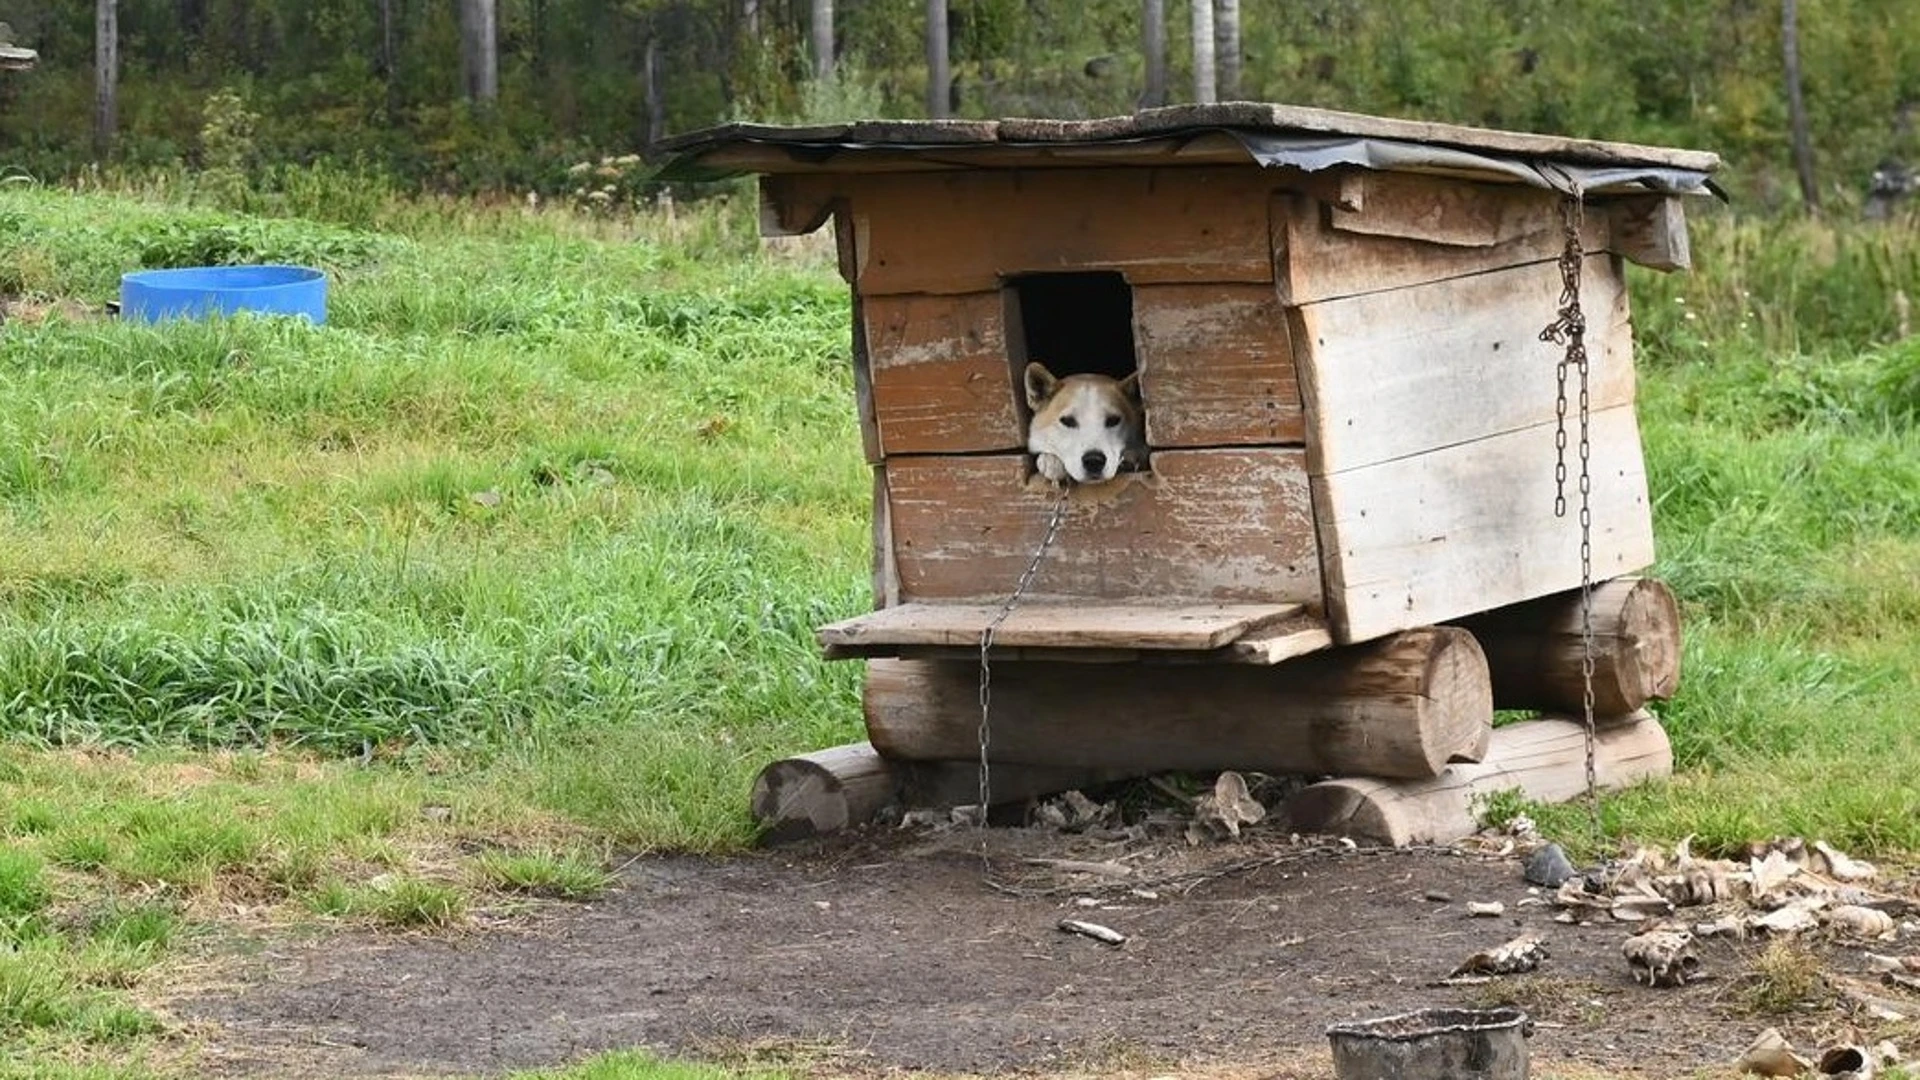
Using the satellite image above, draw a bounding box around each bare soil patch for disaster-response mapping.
[178,826,1910,1078]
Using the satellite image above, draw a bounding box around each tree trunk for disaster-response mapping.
[458,0,498,105]
[742,0,760,40]
[379,0,398,115]
[1141,0,1167,108]
[1189,0,1216,105]
[94,0,117,159]
[1782,0,1818,214]
[811,0,834,80]
[1213,0,1240,100]
[643,35,666,145]
[926,0,950,118]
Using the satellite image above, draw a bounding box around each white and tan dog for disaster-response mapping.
[1023,361,1146,485]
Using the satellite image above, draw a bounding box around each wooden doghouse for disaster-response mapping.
[652,104,1717,845]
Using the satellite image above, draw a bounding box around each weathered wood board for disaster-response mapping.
[1291,253,1633,477]
[1285,712,1673,846]
[864,626,1493,779]
[1311,404,1656,643]
[823,610,1333,666]
[1133,282,1305,447]
[884,449,1321,604]
[843,167,1283,295]
[863,291,1022,455]
[1274,177,1612,307]
[819,600,1302,652]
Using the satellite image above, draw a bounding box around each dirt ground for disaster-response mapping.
[178,824,1911,1078]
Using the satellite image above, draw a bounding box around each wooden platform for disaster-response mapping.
[819,601,1333,665]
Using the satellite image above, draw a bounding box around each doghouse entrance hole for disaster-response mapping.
[1006,272,1138,386]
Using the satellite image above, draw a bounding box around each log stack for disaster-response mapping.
[751,576,1683,846]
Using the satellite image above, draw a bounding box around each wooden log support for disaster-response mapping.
[1452,576,1682,716]
[1284,712,1673,847]
[864,626,1493,779]
[750,742,900,844]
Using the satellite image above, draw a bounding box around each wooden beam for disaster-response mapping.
[1284,712,1673,846]
[1451,576,1681,715]
[1607,195,1691,272]
[863,626,1493,779]
[884,449,1321,605]
[822,611,1334,666]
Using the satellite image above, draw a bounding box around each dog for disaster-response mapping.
[1023,361,1146,485]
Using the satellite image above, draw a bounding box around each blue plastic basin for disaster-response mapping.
[120,265,328,325]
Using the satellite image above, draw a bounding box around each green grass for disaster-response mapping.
[0,178,1917,1078]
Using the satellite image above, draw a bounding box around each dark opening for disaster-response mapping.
[1006,272,1138,382]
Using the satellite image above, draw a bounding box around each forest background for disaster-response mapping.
[2,0,1917,210]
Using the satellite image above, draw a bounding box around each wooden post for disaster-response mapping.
[864,627,1493,780]
[1451,577,1681,716]
[1285,712,1673,847]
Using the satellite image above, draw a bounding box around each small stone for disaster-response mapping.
[1423,889,1453,903]
[1524,842,1576,888]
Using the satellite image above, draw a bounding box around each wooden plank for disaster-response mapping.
[1313,403,1656,644]
[758,173,839,237]
[1133,282,1305,447]
[872,464,901,608]
[846,168,1281,295]
[1292,254,1634,477]
[864,627,1493,780]
[848,287,880,464]
[863,292,1023,455]
[1284,712,1673,846]
[885,448,1321,604]
[1274,183,1611,306]
[818,600,1301,652]
[1327,169,1565,248]
[820,612,1333,666]
[657,104,1723,174]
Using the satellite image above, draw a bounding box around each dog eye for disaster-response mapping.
[1060,415,1079,429]
[1104,414,1121,429]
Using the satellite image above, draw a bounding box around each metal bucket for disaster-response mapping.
[1327,1007,1532,1080]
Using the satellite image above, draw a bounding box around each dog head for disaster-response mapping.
[1024,362,1145,484]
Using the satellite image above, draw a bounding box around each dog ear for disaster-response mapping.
[1024,362,1059,409]
[1118,371,1143,404]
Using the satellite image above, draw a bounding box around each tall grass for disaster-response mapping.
[2,179,1918,864]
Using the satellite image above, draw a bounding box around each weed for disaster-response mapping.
[1737,939,1830,1014]
[472,848,616,899]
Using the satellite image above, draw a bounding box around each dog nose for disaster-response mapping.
[1081,450,1108,476]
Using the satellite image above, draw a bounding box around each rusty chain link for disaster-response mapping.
[977,486,1071,824]
[1539,192,1602,847]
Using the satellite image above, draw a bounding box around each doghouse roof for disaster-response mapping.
[651,102,1721,197]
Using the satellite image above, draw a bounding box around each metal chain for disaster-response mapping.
[977,486,1071,824]
[1539,192,1602,847]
